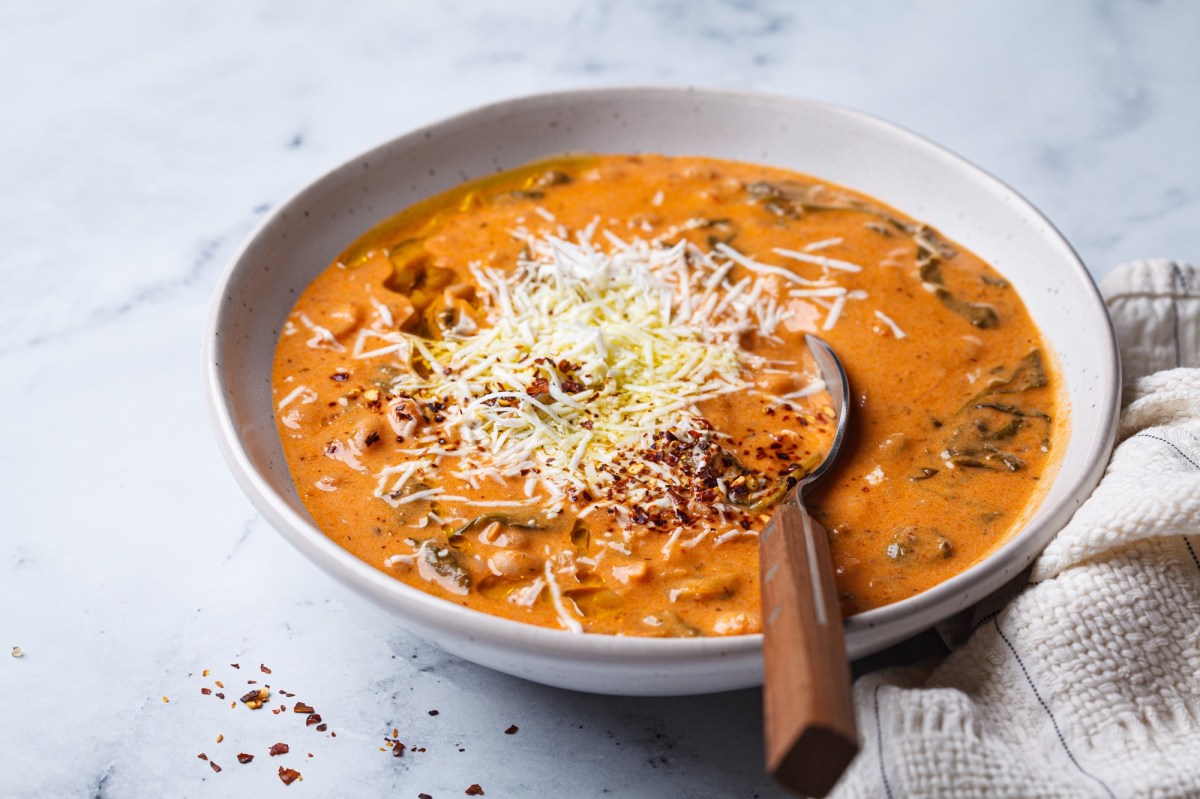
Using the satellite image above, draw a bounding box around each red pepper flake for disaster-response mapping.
[278,767,301,785]
[260,663,272,674]
[306,713,322,727]
[428,710,439,716]
[392,741,406,757]
[210,761,222,774]
[504,725,519,735]
[237,753,254,764]
[200,688,212,695]
[307,753,313,758]
[465,785,485,796]
[202,668,210,677]
[330,732,336,737]
[392,728,399,738]
[294,702,315,714]
[269,743,290,757]
[419,794,433,799]
[215,681,224,689]
[215,692,225,700]
[197,753,208,761]
[240,687,270,709]
[316,723,328,732]
[230,663,240,669]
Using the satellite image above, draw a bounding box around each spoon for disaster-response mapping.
[759,334,857,797]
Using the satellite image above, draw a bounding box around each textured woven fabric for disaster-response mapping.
[831,260,1200,798]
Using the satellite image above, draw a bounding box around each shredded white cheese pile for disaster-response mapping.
[373,228,839,509]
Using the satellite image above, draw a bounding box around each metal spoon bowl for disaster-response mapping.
[798,335,851,493]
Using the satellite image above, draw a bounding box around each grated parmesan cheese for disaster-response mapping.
[773,247,864,273]
[277,385,317,411]
[874,310,907,339]
[373,230,817,506]
[297,313,345,352]
[543,561,583,633]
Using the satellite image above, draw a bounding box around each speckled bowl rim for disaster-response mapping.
[204,87,1120,682]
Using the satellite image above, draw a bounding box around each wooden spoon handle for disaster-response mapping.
[760,493,859,797]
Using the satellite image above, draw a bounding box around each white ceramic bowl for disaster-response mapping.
[204,88,1120,696]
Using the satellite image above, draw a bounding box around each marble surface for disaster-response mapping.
[2,1,1197,796]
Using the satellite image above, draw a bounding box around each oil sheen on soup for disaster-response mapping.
[272,154,1063,637]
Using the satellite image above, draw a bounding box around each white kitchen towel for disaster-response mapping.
[831,260,1200,799]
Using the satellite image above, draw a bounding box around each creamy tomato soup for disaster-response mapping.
[272,154,1062,636]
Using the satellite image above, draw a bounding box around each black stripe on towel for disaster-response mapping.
[1134,433,1200,471]
[993,619,1118,799]
[1184,538,1200,576]
[1171,261,1185,368]
[872,684,896,799]
[1129,433,1200,572]
[970,609,1002,635]
[1171,261,1190,367]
